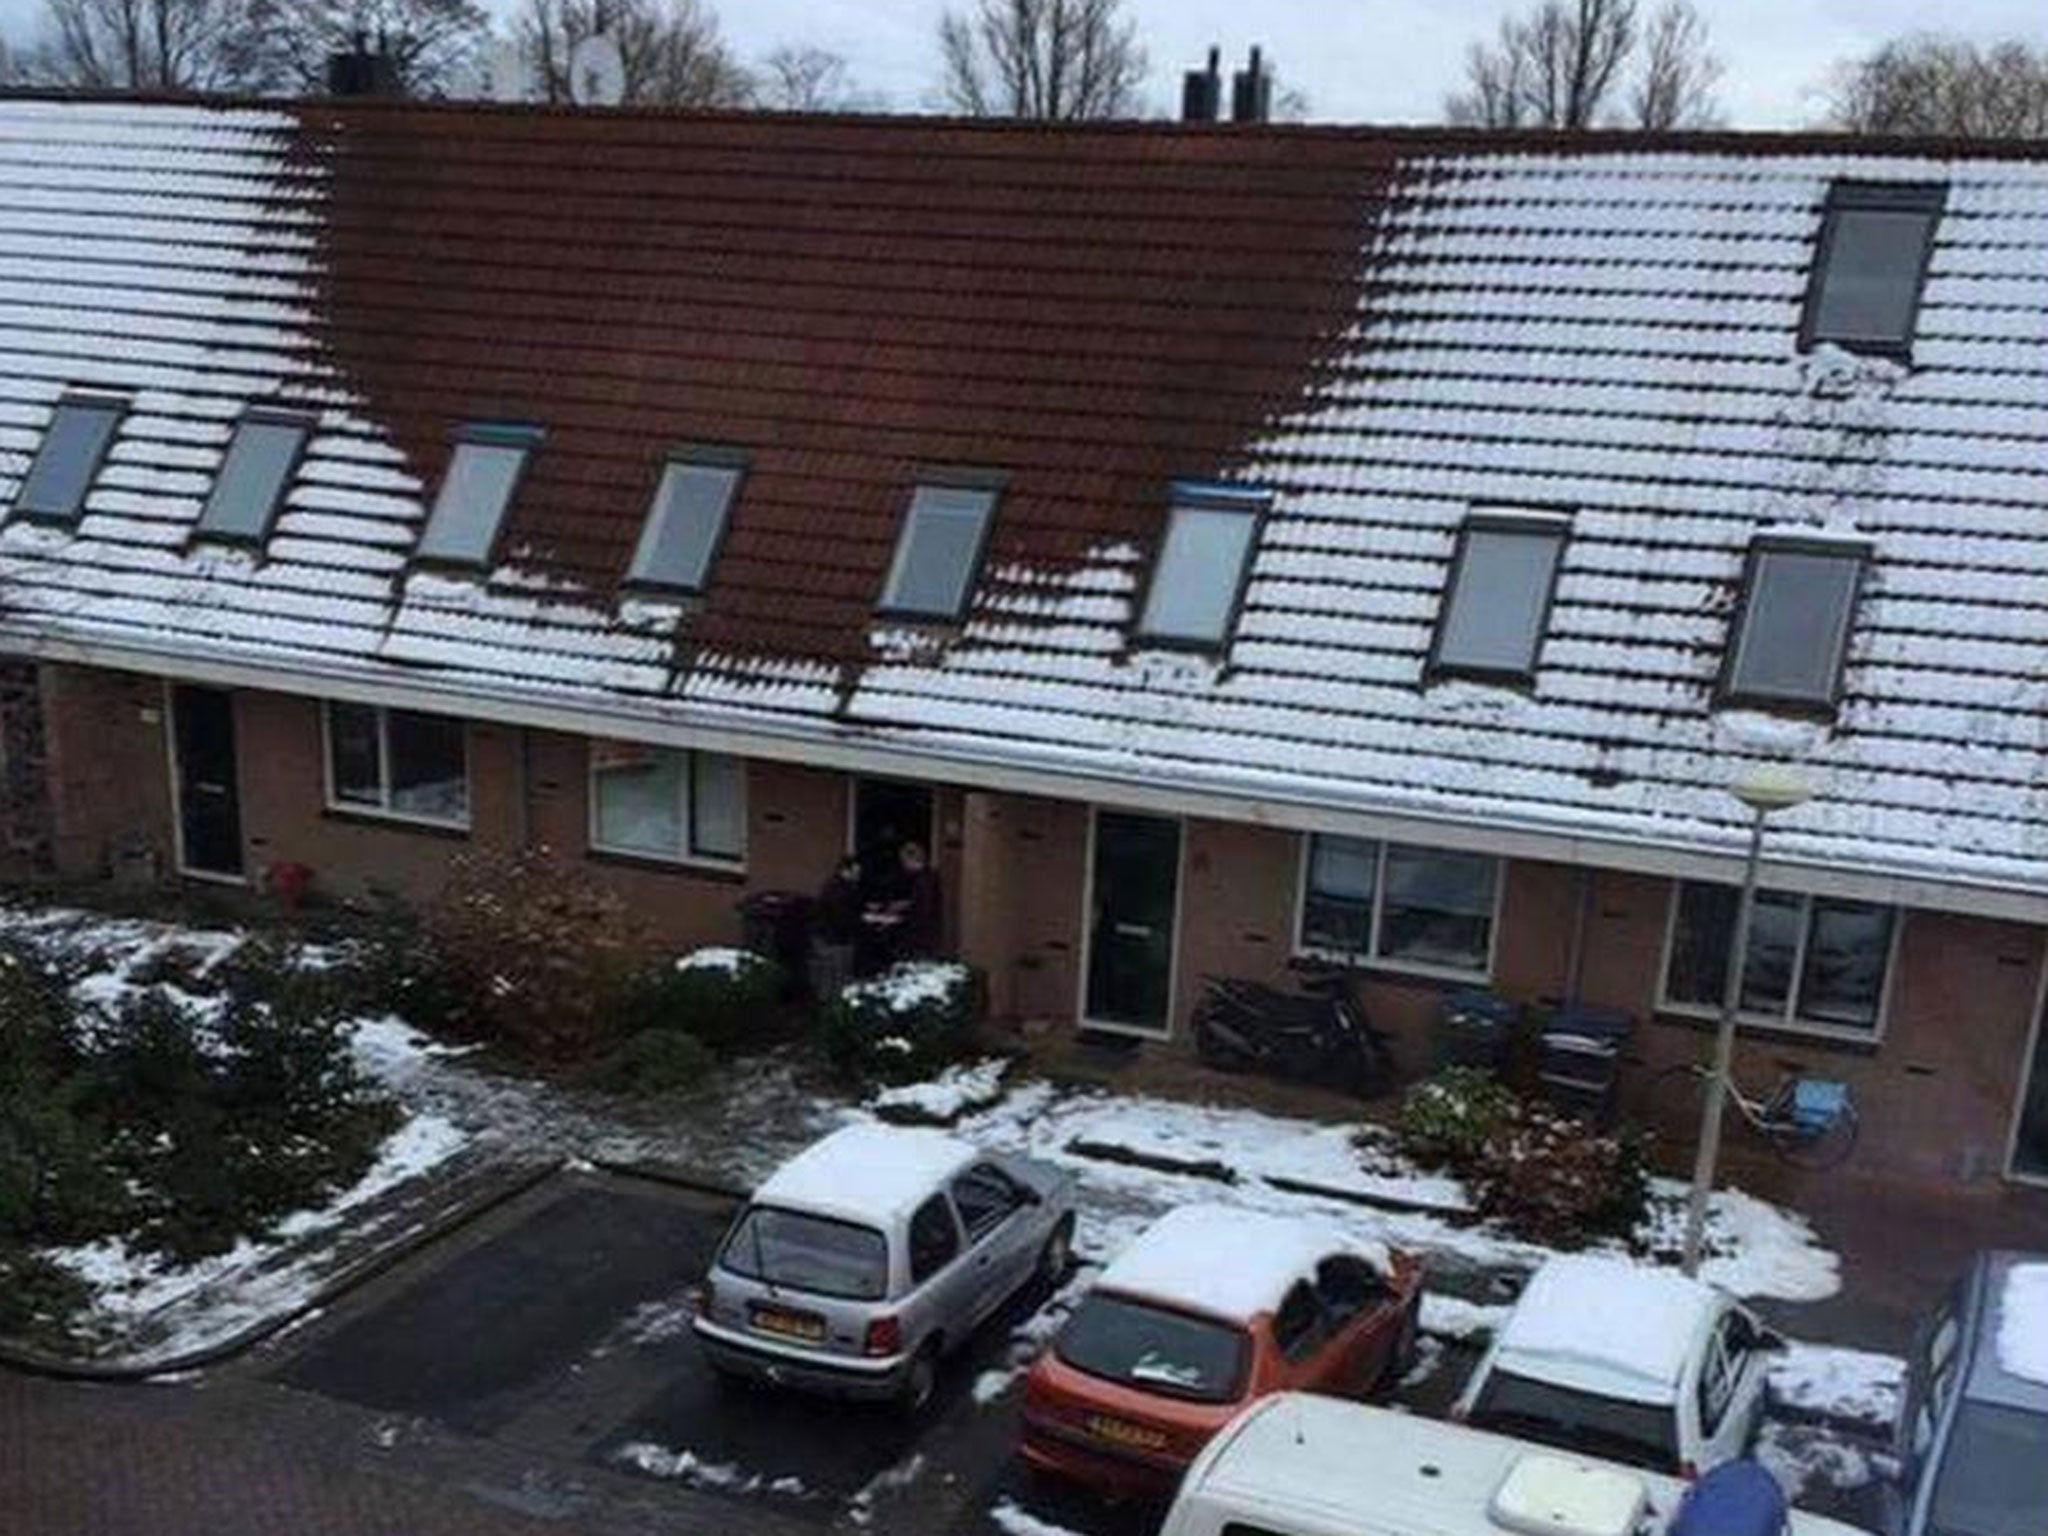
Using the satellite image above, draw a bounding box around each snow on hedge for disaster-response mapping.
[869,1058,1009,1122]
[675,946,769,976]
[838,960,973,1016]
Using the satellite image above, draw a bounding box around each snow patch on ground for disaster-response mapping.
[989,1497,1089,1536]
[675,946,768,976]
[1996,1262,2048,1385]
[972,1264,1097,1406]
[1770,1342,1905,1430]
[845,1452,928,1526]
[1421,1293,1511,1341]
[1641,1181,1841,1302]
[614,1441,808,1498]
[1755,1421,1877,1502]
[869,1058,1010,1123]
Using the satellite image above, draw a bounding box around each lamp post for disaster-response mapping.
[1680,765,1811,1276]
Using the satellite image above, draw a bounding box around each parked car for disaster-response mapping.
[1891,1250,2048,1536]
[1020,1204,1422,1500]
[691,1122,1075,1413]
[1161,1392,1872,1536]
[1454,1253,1779,1475]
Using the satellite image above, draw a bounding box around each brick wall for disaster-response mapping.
[41,664,174,883]
[0,659,52,875]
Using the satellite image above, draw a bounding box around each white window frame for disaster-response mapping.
[587,741,747,870]
[1291,834,1502,984]
[320,702,471,831]
[1655,882,1903,1044]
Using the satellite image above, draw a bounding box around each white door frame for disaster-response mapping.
[1076,805,1186,1041]
[2002,948,2048,1185]
[163,680,248,886]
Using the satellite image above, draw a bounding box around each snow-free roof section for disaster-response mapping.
[1094,1203,1389,1324]
[0,100,2044,905]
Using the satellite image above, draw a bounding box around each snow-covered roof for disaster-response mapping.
[1493,1256,1721,1407]
[752,1122,976,1228]
[1,100,2044,912]
[1094,1203,1387,1324]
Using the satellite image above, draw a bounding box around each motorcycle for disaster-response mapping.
[1191,966,1396,1098]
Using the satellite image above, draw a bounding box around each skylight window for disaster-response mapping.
[1722,534,1869,711]
[13,395,124,523]
[626,450,743,592]
[878,479,999,619]
[1136,486,1267,648]
[195,412,310,544]
[1429,511,1569,683]
[415,426,538,568]
[1802,182,1945,357]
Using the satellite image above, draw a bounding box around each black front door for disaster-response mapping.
[1084,811,1181,1033]
[851,777,934,903]
[172,685,243,879]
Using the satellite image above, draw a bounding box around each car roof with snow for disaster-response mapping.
[1492,1255,1725,1406]
[1181,1394,1870,1536]
[752,1123,978,1229]
[1966,1250,2048,1414]
[1093,1204,1390,1326]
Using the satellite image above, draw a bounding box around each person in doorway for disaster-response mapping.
[813,856,862,996]
[897,840,942,960]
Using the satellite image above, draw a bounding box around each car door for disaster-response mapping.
[949,1162,1033,1325]
[1313,1253,1402,1394]
[904,1192,969,1350]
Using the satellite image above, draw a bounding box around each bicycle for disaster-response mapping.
[1647,1060,1860,1171]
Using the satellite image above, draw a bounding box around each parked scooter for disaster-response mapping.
[1191,966,1395,1098]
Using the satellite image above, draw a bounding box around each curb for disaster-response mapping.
[0,1158,566,1384]
[585,1156,749,1204]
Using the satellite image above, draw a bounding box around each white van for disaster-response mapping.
[1160,1393,1871,1536]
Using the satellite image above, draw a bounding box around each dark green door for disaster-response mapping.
[1084,811,1181,1033]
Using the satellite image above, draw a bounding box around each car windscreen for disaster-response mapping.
[718,1205,890,1302]
[1930,1402,2048,1536]
[1053,1292,1250,1404]
[1468,1369,1679,1471]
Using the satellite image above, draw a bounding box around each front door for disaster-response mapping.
[2008,975,2048,1181]
[851,777,935,902]
[171,684,244,880]
[1082,810,1181,1035]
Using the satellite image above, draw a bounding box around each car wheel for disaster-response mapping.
[1035,1217,1074,1289]
[898,1341,940,1419]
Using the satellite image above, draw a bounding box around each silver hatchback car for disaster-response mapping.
[692,1122,1077,1413]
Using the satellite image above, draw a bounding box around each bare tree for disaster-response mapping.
[936,0,1146,120]
[758,42,853,110]
[1446,0,1720,130]
[1630,0,1720,129]
[1823,34,2048,138]
[229,0,487,95]
[517,0,750,106]
[0,32,17,81]
[38,0,247,89]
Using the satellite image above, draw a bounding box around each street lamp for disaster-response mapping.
[1680,764,1812,1276]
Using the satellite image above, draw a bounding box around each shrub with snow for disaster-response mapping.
[622,946,784,1055]
[1468,1101,1650,1248]
[1391,1067,1521,1172]
[817,961,983,1084]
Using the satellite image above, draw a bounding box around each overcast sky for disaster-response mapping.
[2,0,2043,126]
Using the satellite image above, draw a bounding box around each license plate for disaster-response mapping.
[1086,1414,1168,1452]
[749,1306,825,1342]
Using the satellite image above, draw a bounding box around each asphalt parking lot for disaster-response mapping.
[236,1169,1879,1536]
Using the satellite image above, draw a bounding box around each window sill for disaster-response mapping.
[1652,1005,1883,1054]
[1293,946,1492,987]
[321,804,472,840]
[587,846,747,884]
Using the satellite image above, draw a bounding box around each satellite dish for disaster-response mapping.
[568,32,626,106]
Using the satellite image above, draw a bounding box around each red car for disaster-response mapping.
[1020,1204,1423,1500]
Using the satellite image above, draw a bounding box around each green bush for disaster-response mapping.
[0,1246,90,1343]
[622,948,783,1055]
[1468,1103,1651,1248]
[334,888,477,1039]
[591,1028,715,1096]
[1392,1067,1523,1173]
[816,961,982,1084]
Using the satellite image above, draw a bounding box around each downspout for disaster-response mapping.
[1564,864,1594,1006]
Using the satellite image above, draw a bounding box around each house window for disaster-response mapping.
[13,395,124,522]
[878,481,999,619]
[1429,511,1569,682]
[1298,834,1499,979]
[1723,537,1867,711]
[195,412,310,543]
[1136,487,1267,647]
[1662,880,1896,1036]
[415,426,538,567]
[324,703,469,827]
[1802,181,1944,357]
[627,452,743,592]
[589,740,745,865]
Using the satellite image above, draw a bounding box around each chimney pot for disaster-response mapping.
[1182,44,1224,122]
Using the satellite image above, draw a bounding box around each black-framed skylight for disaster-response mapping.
[1427,509,1570,684]
[1135,483,1269,649]
[195,410,312,544]
[1721,532,1871,713]
[877,477,1001,620]
[13,394,125,523]
[415,424,540,568]
[1801,181,1946,358]
[626,448,744,593]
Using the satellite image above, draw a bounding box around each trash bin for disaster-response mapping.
[1538,1003,1634,1125]
[736,890,813,999]
[1434,988,1517,1075]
